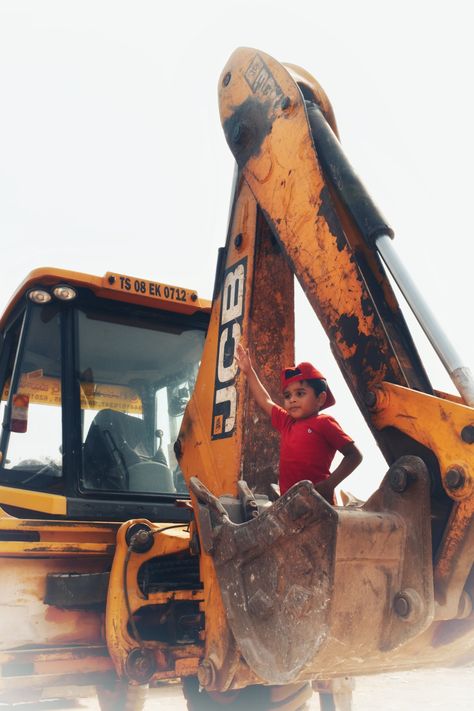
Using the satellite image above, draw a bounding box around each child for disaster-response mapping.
[236,344,362,503]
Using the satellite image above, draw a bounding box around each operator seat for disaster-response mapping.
[83,409,175,493]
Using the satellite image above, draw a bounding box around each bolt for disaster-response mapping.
[461,425,474,444]
[445,467,465,491]
[389,465,409,493]
[393,589,422,622]
[191,293,198,302]
[125,648,156,683]
[108,275,116,284]
[131,529,153,553]
[281,96,291,110]
[365,390,377,408]
[126,523,154,552]
[222,72,231,87]
[234,233,243,249]
[197,658,216,688]
[393,593,411,618]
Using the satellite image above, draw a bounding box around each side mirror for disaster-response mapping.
[10,393,29,433]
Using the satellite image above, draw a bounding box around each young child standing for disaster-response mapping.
[236,344,362,503]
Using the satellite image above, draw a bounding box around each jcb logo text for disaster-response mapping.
[212,258,247,439]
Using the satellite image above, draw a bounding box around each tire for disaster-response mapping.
[182,676,312,710]
[96,680,148,711]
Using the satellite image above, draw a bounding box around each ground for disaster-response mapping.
[5,668,473,711]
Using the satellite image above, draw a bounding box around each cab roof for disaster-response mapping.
[0,267,211,330]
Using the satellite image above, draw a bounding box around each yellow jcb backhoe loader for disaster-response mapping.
[0,48,473,711]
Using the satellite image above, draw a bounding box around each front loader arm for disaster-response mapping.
[218,48,433,463]
[177,48,474,690]
[217,44,474,611]
[177,170,295,691]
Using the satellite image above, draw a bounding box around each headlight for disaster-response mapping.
[28,289,52,304]
[53,285,77,301]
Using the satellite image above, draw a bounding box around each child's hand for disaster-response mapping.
[314,479,335,505]
[236,343,252,374]
[235,343,274,415]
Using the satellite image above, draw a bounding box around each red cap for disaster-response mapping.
[280,362,336,409]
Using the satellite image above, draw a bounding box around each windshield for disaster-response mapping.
[78,305,205,495]
[0,299,205,498]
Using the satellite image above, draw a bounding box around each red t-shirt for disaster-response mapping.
[271,405,353,494]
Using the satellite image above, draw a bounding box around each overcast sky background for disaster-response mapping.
[0,1,472,498]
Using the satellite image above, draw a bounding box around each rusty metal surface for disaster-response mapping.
[195,479,337,683]
[105,520,206,685]
[0,518,118,556]
[218,49,405,406]
[0,557,107,650]
[217,48,440,475]
[370,382,474,620]
[241,208,294,495]
[0,517,116,674]
[177,177,295,687]
[45,571,110,608]
[192,456,436,683]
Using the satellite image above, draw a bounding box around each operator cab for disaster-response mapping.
[0,269,210,521]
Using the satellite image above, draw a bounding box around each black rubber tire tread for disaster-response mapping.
[96,681,147,711]
[182,676,312,710]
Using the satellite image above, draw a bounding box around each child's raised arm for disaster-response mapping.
[236,344,275,417]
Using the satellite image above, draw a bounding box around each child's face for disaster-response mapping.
[282,380,327,419]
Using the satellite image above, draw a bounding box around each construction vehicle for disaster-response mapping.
[0,46,473,710]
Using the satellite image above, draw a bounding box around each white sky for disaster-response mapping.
[0,0,472,498]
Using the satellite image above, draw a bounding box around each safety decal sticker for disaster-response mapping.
[245,54,283,101]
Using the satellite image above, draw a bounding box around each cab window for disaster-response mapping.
[0,303,63,492]
[78,305,204,495]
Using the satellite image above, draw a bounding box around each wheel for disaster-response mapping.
[96,680,148,711]
[182,676,312,710]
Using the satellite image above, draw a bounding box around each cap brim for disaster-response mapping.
[321,388,336,409]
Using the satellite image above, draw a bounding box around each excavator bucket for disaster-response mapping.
[191,455,434,682]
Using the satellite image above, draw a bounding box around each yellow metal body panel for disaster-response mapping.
[0,266,210,331]
[0,518,118,698]
[105,520,203,682]
[218,49,413,413]
[0,486,67,516]
[371,382,474,619]
[176,173,294,689]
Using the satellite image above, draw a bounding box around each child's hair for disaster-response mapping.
[304,378,328,397]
